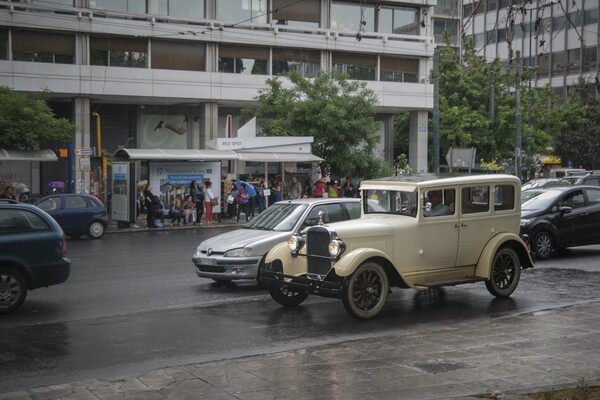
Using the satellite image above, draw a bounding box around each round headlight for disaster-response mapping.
[328,239,345,257]
[287,235,302,252]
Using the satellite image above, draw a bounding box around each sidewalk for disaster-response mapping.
[2,302,599,400]
[107,212,242,234]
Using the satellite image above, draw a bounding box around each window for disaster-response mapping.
[363,189,417,217]
[151,0,205,19]
[91,0,146,13]
[494,185,515,211]
[273,0,319,28]
[583,46,597,72]
[345,201,361,219]
[462,186,490,214]
[586,188,600,205]
[424,189,455,217]
[567,48,580,73]
[379,6,419,35]
[304,203,345,226]
[218,45,268,75]
[0,29,7,60]
[0,210,49,234]
[151,40,205,71]
[217,0,266,23]
[12,30,75,64]
[331,2,374,33]
[65,196,87,209]
[31,0,73,5]
[272,48,320,77]
[584,8,599,25]
[37,197,61,212]
[380,56,418,83]
[90,36,147,68]
[552,51,566,74]
[333,52,376,81]
[561,190,585,209]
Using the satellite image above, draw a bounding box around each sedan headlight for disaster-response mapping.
[224,247,253,257]
[328,239,346,258]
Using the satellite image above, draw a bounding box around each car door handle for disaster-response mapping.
[461,223,468,227]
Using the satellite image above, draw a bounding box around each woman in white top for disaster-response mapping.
[203,180,217,224]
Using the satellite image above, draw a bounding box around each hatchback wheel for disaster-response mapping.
[87,221,105,239]
[485,247,521,297]
[533,231,553,260]
[342,261,389,319]
[0,268,27,314]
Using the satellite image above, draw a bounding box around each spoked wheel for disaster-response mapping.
[485,247,521,297]
[267,282,308,307]
[533,231,553,260]
[342,261,388,319]
[0,268,27,314]
[87,221,105,239]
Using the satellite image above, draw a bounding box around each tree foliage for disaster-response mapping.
[552,78,600,169]
[0,87,74,150]
[249,71,390,179]
[436,40,555,169]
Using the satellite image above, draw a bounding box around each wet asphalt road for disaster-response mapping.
[1,228,599,393]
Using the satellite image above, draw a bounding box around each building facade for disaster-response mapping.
[0,0,436,194]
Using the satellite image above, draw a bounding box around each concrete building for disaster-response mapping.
[0,0,436,195]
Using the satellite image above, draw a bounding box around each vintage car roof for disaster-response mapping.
[360,174,521,191]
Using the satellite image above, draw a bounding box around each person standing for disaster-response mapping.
[0,185,16,200]
[203,180,217,225]
[143,184,157,228]
[313,177,325,198]
[272,176,283,203]
[342,178,356,198]
[189,180,204,225]
[236,183,250,223]
[288,176,302,199]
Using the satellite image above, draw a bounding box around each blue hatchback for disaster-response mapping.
[35,194,108,239]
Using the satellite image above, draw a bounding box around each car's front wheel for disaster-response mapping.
[267,282,308,307]
[485,247,521,297]
[342,261,389,319]
[87,221,105,239]
[533,231,553,260]
[0,268,27,314]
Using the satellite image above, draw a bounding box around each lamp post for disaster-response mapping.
[515,50,522,182]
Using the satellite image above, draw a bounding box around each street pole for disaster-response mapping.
[92,112,105,204]
[527,8,533,181]
[515,51,522,182]
[433,50,440,173]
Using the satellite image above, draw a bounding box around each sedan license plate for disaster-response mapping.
[199,258,217,265]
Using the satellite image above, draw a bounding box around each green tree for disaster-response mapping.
[436,39,555,170]
[249,71,390,179]
[0,87,74,150]
[552,78,600,169]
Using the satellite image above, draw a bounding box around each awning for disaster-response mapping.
[0,149,58,161]
[113,148,239,161]
[236,152,323,162]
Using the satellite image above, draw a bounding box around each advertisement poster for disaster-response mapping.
[111,162,130,221]
[149,162,222,213]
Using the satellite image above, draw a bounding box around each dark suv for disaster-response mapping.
[0,200,71,313]
[557,172,600,187]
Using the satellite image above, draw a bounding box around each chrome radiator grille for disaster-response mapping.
[306,226,332,276]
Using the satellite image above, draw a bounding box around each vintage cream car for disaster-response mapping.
[261,174,534,319]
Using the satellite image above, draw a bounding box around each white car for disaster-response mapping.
[262,174,535,319]
[192,198,362,284]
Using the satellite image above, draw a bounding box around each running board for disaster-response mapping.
[415,277,487,289]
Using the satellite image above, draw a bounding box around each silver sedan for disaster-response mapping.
[192,197,361,284]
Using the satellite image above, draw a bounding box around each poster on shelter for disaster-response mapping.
[149,162,222,213]
[111,162,130,221]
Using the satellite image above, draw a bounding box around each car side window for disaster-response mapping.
[561,190,585,209]
[494,185,515,211]
[0,209,49,233]
[65,195,87,209]
[37,197,60,211]
[585,188,600,205]
[344,202,361,219]
[303,204,344,227]
[461,185,490,214]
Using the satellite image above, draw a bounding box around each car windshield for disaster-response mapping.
[363,189,417,217]
[521,190,544,203]
[521,190,562,211]
[245,203,308,231]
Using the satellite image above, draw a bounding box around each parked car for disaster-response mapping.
[0,199,71,313]
[193,198,362,285]
[261,174,534,319]
[34,194,108,239]
[520,185,600,259]
[521,178,560,191]
[555,172,600,187]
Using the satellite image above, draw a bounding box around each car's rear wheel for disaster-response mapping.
[267,282,308,307]
[342,261,389,319]
[533,231,553,259]
[87,221,105,239]
[485,247,521,297]
[0,268,27,314]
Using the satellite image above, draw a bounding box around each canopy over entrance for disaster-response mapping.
[0,149,58,161]
[113,148,239,161]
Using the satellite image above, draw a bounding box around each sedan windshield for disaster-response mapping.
[245,203,308,231]
[521,190,562,211]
